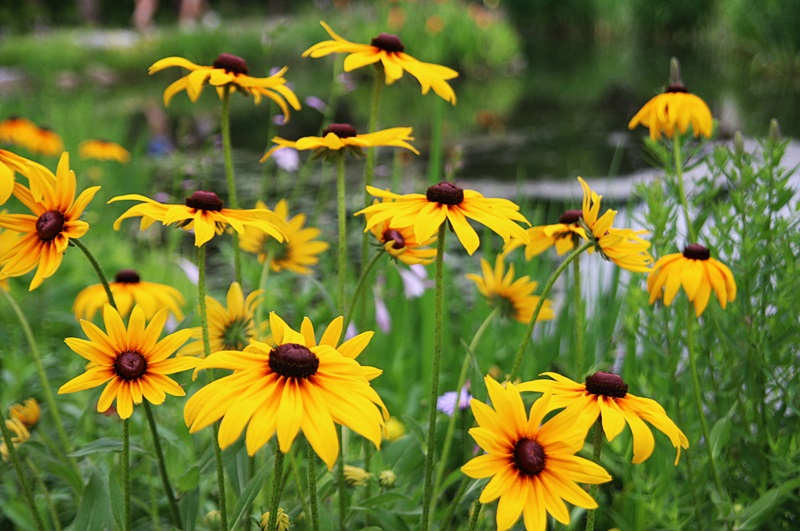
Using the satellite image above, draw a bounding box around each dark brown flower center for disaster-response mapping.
[585,371,628,398]
[426,182,464,205]
[114,269,141,284]
[513,438,546,476]
[666,83,688,93]
[371,33,405,53]
[268,343,319,379]
[558,209,583,224]
[114,351,147,381]
[683,243,710,260]
[322,123,358,138]
[36,211,65,241]
[185,191,224,212]
[213,53,249,75]
[382,228,405,249]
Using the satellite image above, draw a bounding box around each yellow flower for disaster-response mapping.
[466,253,554,324]
[184,312,388,469]
[461,376,611,531]
[357,182,530,256]
[149,53,301,118]
[628,83,713,141]
[78,139,131,163]
[24,126,64,157]
[0,417,30,461]
[9,398,41,428]
[0,153,100,290]
[239,199,329,275]
[647,244,736,316]
[260,123,418,163]
[343,465,373,486]
[0,116,38,147]
[58,304,198,419]
[0,148,50,205]
[303,21,459,105]
[384,417,406,441]
[259,508,290,531]
[181,282,264,356]
[505,209,586,259]
[366,199,437,265]
[518,372,689,465]
[109,190,288,247]
[73,269,186,321]
[578,177,653,272]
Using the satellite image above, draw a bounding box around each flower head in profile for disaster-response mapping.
[505,209,586,259]
[0,153,100,290]
[58,304,198,419]
[181,282,265,356]
[647,244,736,316]
[466,253,554,324]
[260,123,418,163]
[0,116,38,147]
[366,200,437,265]
[518,372,689,464]
[78,139,131,163]
[24,126,64,157]
[357,182,530,256]
[0,417,30,461]
[303,21,459,105]
[73,269,186,321]
[149,53,301,118]
[239,199,329,275]
[343,465,373,486]
[110,190,288,247]
[461,376,611,531]
[184,312,388,469]
[9,398,41,428]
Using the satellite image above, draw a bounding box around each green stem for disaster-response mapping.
[342,250,386,332]
[431,308,499,525]
[509,240,593,381]
[336,155,347,315]
[122,418,131,531]
[255,255,271,328]
[672,134,696,243]
[585,418,604,531]
[71,238,117,310]
[427,97,444,184]
[220,86,243,284]
[573,255,585,378]
[421,223,447,530]
[197,246,228,531]
[465,498,482,531]
[1,290,78,476]
[337,425,347,531]
[0,411,45,531]
[143,401,182,529]
[25,456,62,531]
[306,442,320,531]
[266,448,285,531]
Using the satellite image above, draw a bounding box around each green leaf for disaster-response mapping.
[709,405,735,459]
[734,477,800,530]
[177,465,200,491]
[69,469,115,531]
[229,461,272,529]
[68,437,146,457]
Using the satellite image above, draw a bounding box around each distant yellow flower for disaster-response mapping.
[259,508,289,531]
[184,312,387,469]
[303,21,459,104]
[647,244,736,316]
[366,199,437,265]
[505,209,585,259]
[519,372,689,464]
[73,269,186,321]
[181,282,264,356]
[239,199,329,275]
[461,376,611,531]
[0,153,100,290]
[9,398,40,428]
[357,182,530,256]
[628,83,713,141]
[260,123,418,163]
[0,116,38,147]
[149,53,302,118]
[384,417,406,441]
[344,465,373,486]
[59,304,197,419]
[110,190,288,247]
[466,253,554,324]
[78,139,131,163]
[0,417,30,461]
[25,126,64,157]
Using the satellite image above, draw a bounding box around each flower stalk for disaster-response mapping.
[143,401,183,529]
[266,448,285,531]
[220,86,243,284]
[585,418,604,531]
[306,442,320,531]
[0,409,45,531]
[122,418,131,531]
[336,155,347,315]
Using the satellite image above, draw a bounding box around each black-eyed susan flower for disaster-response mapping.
[628,82,712,141]
[366,202,437,265]
[24,126,64,157]
[0,417,30,461]
[78,139,131,163]
[466,253,554,324]
[357,182,530,256]
[303,21,459,105]
[181,281,264,356]
[109,190,288,247]
[578,177,653,272]
[239,199,329,275]
[0,116,38,147]
[297,314,382,382]
[184,312,388,469]
[260,123,418,163]
[518,372,689,465]
[73,269,186,321]
[461,376,612,531]
[505,209,586,259]
[0,153,100,290]
[148,53,302,118]
[9,398,40,429]
[58,304,198,419]
[647,243,736,316]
